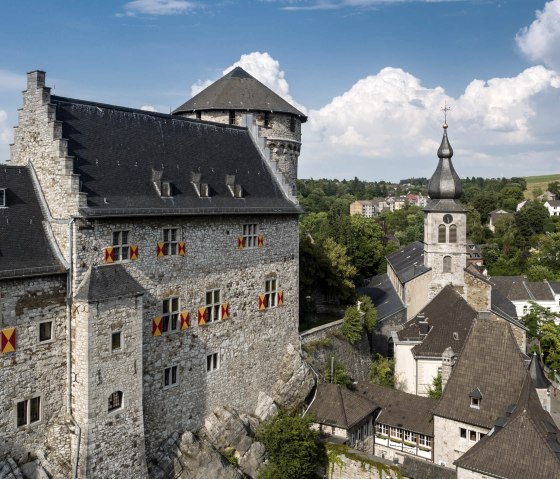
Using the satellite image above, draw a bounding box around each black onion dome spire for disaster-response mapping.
[428,124,462,200]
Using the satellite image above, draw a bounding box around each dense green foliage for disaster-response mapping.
[368,354,396,388]
[322,359,353,386]
[256,411,326,479]
[523,303,560,373]
[427,373,443,399]
[341,305,363,344]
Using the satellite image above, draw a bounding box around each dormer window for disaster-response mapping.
[200,183,209,197]
[0,188,6,207]
[471,397,480,409]
[161,181,172,197]
[226,175,243,198]
[469,387,482,409]
[229,110,236,125]
[191,172,210,198]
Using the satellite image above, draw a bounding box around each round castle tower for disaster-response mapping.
[172,67,307,194]
[423,123,468,299]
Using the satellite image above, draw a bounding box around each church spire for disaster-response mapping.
[427,117,462,200]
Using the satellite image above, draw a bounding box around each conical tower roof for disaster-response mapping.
[172,67,307,120]
[427,125,462,200]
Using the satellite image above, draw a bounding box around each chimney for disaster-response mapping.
[27,70,46,90]
[441,347,456,390]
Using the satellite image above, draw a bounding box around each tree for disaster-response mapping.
[548,181,560,198]
[471,190,499,223]
[526,264,556,282]
[539,322,560,372]
[515,201,549,238]
[498,185,524,212]
[427,373,443,399]
[347,215,385,282]
[256,411,325,479]
[359,295,378,332]
[341,305,363,344]
[323,238,357,304]
[323,359,353,386]
[369,354,395,388]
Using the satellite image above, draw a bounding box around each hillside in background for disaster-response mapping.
[524,174,560,199]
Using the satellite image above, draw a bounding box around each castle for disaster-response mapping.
[0,68,306,478]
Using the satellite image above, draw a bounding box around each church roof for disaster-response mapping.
[0,165,66,279]
[397,286,477,358]
[172,67,307,120]
[306,383,378,430]
[75,264,145,302]
[386,241,430,284]
[454,377,560,479]
[357,273,405,321]
[51,96,300,217]
[434,320,529,429]
[427,127,462,201]
[528,353,552,389]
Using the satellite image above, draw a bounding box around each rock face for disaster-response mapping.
[272,343,315,409]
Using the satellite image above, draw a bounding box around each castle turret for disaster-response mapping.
[173,67,306,196]
[423,122,468,299]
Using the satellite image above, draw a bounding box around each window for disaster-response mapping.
[108,391,123,412]
[111,331,122,351]
[242,224,259,248]
[460,428,467,439]
[264,111,270,128]
[16,396,41,427]
[390,427,402,439]
[112,230,130,261]
[196,111,201,120]
[206,352,220,372]
[162,228,179,255]
[438,224,446,243]
[470,397,480,409]
[162,297,179,333]
[469,430,477,442]
[376,423,388,436]
[289,115,296,133]
[0,188,5,207]
[443,256,452,273]
[205,289,221,323]
[265,279,277,308]
[229,110,236,125]
[404,431,416,443]
[38,321,53,342]
[523,305,528,315]
[164,365,178,387]
[449,224,457,243]
[418,434,432,447]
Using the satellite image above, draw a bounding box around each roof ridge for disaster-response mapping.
[339,385,350,428]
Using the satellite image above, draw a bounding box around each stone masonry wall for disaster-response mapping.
[464,271,491,311]
[433,416,488,467]
[0,274,69,465]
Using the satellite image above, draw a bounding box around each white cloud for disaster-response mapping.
[190,52,307,113]
[121,0,198,16]
[516,0,560,71]
[140,105,158,112]
[0,70,25,92]
[281,0,474,11]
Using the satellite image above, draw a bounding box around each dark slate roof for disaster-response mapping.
[74,264,144,302]
[306,383,378,430]
[490,276,555,302]
[397,286,477,358]
[550,281,560,295]
[434,320,528,429]
[354,382,435,436]
[547,199,560,207]
[490,287,526,330]
[51,96,301,217]
[427,129,462,200]
[0,166,66,279]
[357,273,405,321]
[455,378,560,479]
[172,67,307,120]
[528,353,552,389]
[401,456,456,479]
[386,241,430,284]
[423,198,467,213]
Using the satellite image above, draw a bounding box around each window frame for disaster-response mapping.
[162,227,179,256]
[111,331,122,352]
[206,352,220,372]
[205,289,221,323]
[162,297,180,334]
[108,391,123,413]
[470,397,480,409]
[449,224,457,243]
[16,395,42,428]
[265,278,277,309]
[163,365,178,388]
[438,224,446,243]
[112,230,130,262]
[443,255,452,273]
[242,223,259,249]
[0,188,6,207]
[38,320,54,343]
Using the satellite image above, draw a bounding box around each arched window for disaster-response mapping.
[443,256,452,273]
[108,391,123,412]
[449,224,457,243]
[438,225,446,243]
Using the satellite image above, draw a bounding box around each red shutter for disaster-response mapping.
[152,317,162,337]
[221,303,229,320]
[277,291,284,306]
[259,294,266,311]
[180,312,190,330]
[257,234,264,248]
[0,328,16,353]
[178,242,186,256]
[198,307,207,326]
[238,236,245,249]
[104,247,114,263]
[157,243,165,257]
[129,245,139,260]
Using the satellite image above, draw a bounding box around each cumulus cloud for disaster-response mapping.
[516,0,560,71]
[279,0,475,11]
[0,70,25,92]
[190,52,307,113]
[0,110,12,144]
[120,0,198,16]
[140,105,159,112]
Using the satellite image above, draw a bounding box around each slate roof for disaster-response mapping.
[397,286,477,358]
[401,456,456,479]
[550,282,560,295]
[354,382,435,436]
[51,96,300,217]
[306,383,378,430]
[490,287,526,330]
[490,276,555,302]
[423,198,467,213]
[546,199,560,207]
[386,241,430,284]
[172,67,307,120]
[74,264,144,302]
[454,377,560,479]
[357,273,405,321]
[427,129,462,200]
[434,320,529,429]
[528,353,552,389]
[0,165,66,279]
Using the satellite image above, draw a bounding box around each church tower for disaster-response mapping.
[423,122,468,299]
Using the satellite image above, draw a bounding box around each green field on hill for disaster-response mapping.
[524,173,560,199]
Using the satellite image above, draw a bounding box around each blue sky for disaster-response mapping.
[1,0,559,181]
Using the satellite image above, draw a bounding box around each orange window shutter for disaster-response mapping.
[1,328,16,353]
[221,303,229,320]
[238,236,245,249]
[259,294,266,311]
[104,247,114,263]
[129,245,139,260]
[152,317,162,336]
[157,243,165,257]
[180,311,190,330]
[277,291,284,306]
[257,234,264,248]
[178,242,186,256]
[198,307,207,326]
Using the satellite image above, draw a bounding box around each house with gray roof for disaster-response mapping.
[490,276,560,317]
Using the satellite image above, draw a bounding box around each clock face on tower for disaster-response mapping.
[443,214,453,224]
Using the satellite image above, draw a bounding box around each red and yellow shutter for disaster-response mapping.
[257,234,264,248]
[198,307,207,326]
[277,290,284,306]
[129,245,139,260]
[178,242,186,256]
[238,236,245,249]
[180,311,190,330]
[104,247,114,263]
[152,317,162,337]
[1,328,16,353]
[259,294,266,311]
[157,243,165,257]
[221,303,229,320]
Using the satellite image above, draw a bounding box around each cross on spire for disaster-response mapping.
[441,103,451,129]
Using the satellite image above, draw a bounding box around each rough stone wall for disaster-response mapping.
[326,449,402,479]
[300,320,343,345]
[0,274,68,464]
[72,296,148,478]
[433,416,488,467]
[464,272,491,311]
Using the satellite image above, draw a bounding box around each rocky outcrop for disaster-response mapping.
[254,392,277,422]
[272,343,315,410]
